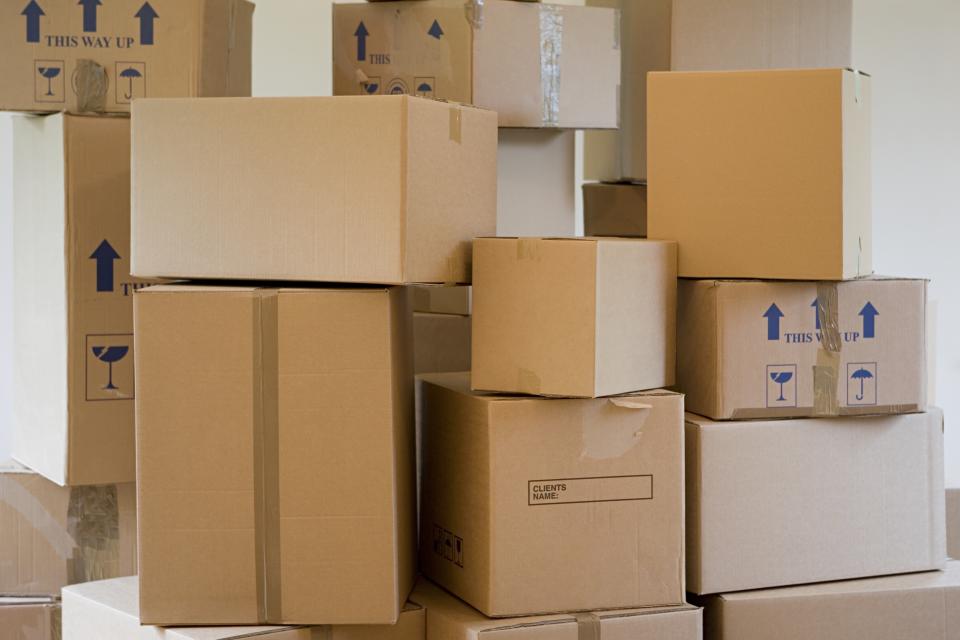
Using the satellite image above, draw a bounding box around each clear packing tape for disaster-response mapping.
[66,484,121,585]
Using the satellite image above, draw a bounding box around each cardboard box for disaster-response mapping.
[472,237,677,398]
[678,277,927,419]
[411,579,701,639]
[686,409,946,595]
[497,129,576,237]
[949,489,960,560]
[0,0,253,114]
[419,373,686,616]
[413,314,471,376]
[583,182,647,238]
[411,286,471,316]
[63,577,426,640]
[131,96,497,284]
[0,596,59,640]
[12,113,151,486]
[648,68,872,280]
[0,461,137,597]
[135,285,415,625]
[672,0,863,72]
[332,0,620,128]
[701,562,960,640]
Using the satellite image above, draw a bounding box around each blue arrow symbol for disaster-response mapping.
[89,239,120,292]
[763,303,785,341]
[355,21,369,61]
[859,301,879,338]
[79,0,101,32]
[428,19,444,39]
[135,2,158,45]
[22,0,45,43]
[811,298,820,330]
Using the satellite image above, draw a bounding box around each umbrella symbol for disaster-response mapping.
[119,67,142,100]
[91,346,129,391]
[417,82,432,93]
[850,368,874,401]
[769,371,793,402]
[38,66,61,96]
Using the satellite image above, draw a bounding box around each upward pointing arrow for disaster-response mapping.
[763,303,785,341]
[811,298,820,330]
[859,301,879,338]
[89,239,120,292]
[428,19,444,39]
[22,0,45,43]
[135,2,159,45]
[354,21,369,61]
[79,0,101,33]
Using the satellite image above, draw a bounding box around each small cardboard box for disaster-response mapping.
[0,0,253,114]
[583,182,648,238]
[0,461,137,597]
[419,373,686,617]
[648,68,871,280]
[672,0,863,72]
[0,596,59,640]
[332,0,620,128]
[498,129,576,237]
[413,314,471,376]
[135,285,415,625]
[131,96,497,284]
[678,277,927,419]
[472,237,677,398]
[411,579,701,639]
[13,113,152,486]
[63,577,426,640]
[686,409,946,595]
[949,488,960,560]
[701,562,960,640]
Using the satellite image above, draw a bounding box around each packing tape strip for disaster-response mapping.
[516,238,540,261]
[50,605,62,640]
[311,625,334,640]
[539,5,563,127]
[517,368,542,395]
[465,0,485,29]
[575,613,602,640]
[812,283,842,416]
[449,104,462,143]
[73,59,107,113]
[66,485,121,584]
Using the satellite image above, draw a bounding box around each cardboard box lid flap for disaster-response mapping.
[425,372,679,404]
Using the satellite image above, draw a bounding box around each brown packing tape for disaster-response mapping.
[74,59,107,113]
[813,283,841,416]
[575,613,602,640]
[516,238,541,261]
[517,368,542,395]
[66,485,120,584]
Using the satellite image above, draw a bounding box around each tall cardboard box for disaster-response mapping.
[686,410,946,595]
[411,579,701,640]
[678,277,927,419]
[13,113,150,486]
[583,182,648,238]
[701,562,960,640]
[332,1,620,128]
[648,68,871,280]
[131,96,497,284]
[63,577,426,640]
[0,462,137,597]
[420,373,686,617]
[497,130,576,237]
[472,237,677,398]
[0,0,253,113]
[0,596,59,640]
[949,488,960,560]
[135,285,415,625]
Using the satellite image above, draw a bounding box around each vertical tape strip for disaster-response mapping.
[311,625,334,640]
[465,0,485,29]
[575,613,602,640]
[449,105,462,143]
[74,59,107,113]
[813,283,841,416]
[66,485,120,584]
[516,238,540,261]
[50,605,62,640]
[539,5,563,127]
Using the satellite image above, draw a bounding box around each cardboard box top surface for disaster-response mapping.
[650,67,869,79]
[477,236,660,244]
[684,409,944,429]
[134,93,494,114]
[689,275,926,286]
[140,284,396,294]
[421,371,680,403]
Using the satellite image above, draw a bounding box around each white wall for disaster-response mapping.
[0,115,13,462]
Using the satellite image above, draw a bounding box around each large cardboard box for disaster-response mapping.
[672,0,863,72]
[332,1,620,128]
[0,0,253,114]
[131,96,497,284]
[472,237,677,398]
[0,597,59,640]
[411,579,701,640]
[63,577,426,640]
[678,277,927,420]
[13,113,150,486]
[648,68,871,280]
[0,462,137,597]
[701,562,960,640]
[419,373,686,617]
[686,410,946,595]
[413,314,471,376]
[497,130,576,237]
[583,182,648,238]
[949,488,960,560]
[135,285,415,625]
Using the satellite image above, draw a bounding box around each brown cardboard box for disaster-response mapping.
[0,597,59,640]
[411,579,701,639]
[135,285,415,625]
[686,409,946,595]
[497,130,576,237]
[0,461,137,597]
[413,314,471,376]
[701,562,960,640]
[648,68,872,280]
[411,286,471,316]
[131,96,497,284]
[13,113,151,486]
[472,237,677,398]
[63,577,426,640]
[332,1,620,128]
[419,373,685,616]
[0,0,253,114]
[583,182,647,238]
[949,489,960,560]
[678,277,927,419]
[672,0,862,72]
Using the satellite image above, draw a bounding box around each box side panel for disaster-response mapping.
[676,281,721,419]
[582,183,648,238]
[413,313,472,376]
[841,71,872,278]
[552,5,620,129]
[199,0,254,98]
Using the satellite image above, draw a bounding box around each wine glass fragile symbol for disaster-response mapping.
[770,371,793,402]
[38,67,61,96]
[91,346,129,391]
